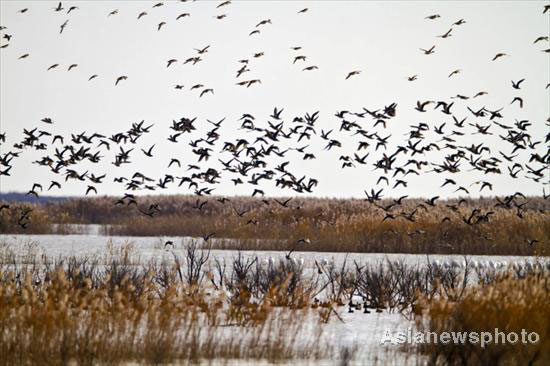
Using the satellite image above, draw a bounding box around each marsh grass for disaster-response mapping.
[1,239,549,365]
[0,248,331,366]
[413,272,550,365]
[2,195,548,256]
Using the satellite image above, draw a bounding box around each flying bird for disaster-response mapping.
[200,88,214,97]
[195,45,210,54]
[510,97,523,108]
[511,79,525,89]
[60,20,69,34]
[448,69,461,78]
[302,65,318,71]
[437,28,453,38]
[256,19,272,27]
[420,45,435,55]
[492,53,507,61]
[345,70,361,79]
[115,76,128,85]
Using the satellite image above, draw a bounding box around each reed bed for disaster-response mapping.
[413,272,550,365]
[1,240,549,365]
[0,245,331,366]
[1,195,549,256]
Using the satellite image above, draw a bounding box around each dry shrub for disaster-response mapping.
[414,272,550,365]
[0,252,331,366]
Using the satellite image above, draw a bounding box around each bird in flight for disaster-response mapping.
[200,88,214,97]
[345,70,361,79]
[115,76,128,85]
[420,45,435,55]
[298,8,308,14]
[437,28,453,38]
[448,69,461,78]
[293,55,306,63]
[425,14,440,20]
[510,97,523,108]
[303,65,318,71]
[195,45,210,54]
[141,144,155,157]
[492,53,508,61]
[60,20,69,34]
[256,19,272,27]
[511,79,525,89]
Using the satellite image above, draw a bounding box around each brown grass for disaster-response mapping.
[413,272,550,365]
[1,194,548,256]
[1,241,549,365]
[0,250,331,366]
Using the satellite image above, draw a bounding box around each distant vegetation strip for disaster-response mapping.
[1,194,548,256]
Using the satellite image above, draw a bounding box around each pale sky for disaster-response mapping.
[0,0,548,199]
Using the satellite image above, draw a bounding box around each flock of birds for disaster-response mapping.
[0,2,549,249]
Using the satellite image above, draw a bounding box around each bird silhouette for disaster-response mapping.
[420,45,435,55]
[492,53,508,61]
[115,76,128,85]
[511,79,525,89]
[345,70,361,79]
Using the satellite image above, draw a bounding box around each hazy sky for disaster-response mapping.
[0,0,548,199]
